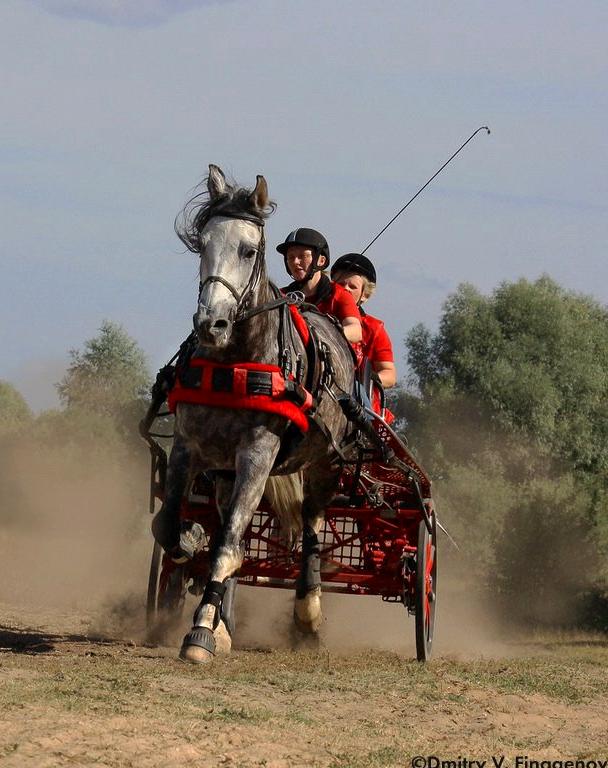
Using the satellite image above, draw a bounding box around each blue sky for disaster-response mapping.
[2,0,607,409]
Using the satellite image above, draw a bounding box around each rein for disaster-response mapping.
[236,290,305,323]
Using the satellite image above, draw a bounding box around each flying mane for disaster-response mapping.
[175,173,277,254]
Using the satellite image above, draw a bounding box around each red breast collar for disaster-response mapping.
[167,358,313,432]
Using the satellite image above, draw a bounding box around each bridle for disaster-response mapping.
[197,212,306,327]
[197,212,267,323]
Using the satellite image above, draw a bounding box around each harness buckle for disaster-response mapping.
[284,379,314,411]
[285,291,305,306]
[281,348,293,378]
[319,341,335,387]
[295,353,304,384]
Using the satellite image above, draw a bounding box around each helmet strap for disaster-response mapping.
[306,251,323,280]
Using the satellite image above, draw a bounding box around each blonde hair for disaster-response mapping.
[333,270,376,302]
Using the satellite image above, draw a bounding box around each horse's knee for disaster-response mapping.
[213,543,244,580]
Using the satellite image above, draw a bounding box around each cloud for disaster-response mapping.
[27,0,231,28]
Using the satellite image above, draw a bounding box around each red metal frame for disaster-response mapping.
[148,422,433,605]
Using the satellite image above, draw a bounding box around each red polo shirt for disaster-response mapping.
[360,312,395,424]
[361,314,394,364]
[316,281,361,323]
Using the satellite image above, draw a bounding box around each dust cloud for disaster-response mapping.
[0,428,513,659]
[225,562,511,660]
[0,434,151,638]
[0,415,576,659]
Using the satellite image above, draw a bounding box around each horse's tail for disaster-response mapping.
[264,472,304,546]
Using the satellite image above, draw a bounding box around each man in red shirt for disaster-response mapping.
[331,253,396,389]
[277,228,362,344]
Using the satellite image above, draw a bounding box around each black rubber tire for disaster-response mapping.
[146,542,187,630]
[146,541,162,625]
[415,515,437,662]
[158,564,187,615]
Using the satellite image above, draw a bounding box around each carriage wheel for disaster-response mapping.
[146,541,163,624]
[158,563,188,615]
[415,515,437,661]
[146,541,188,631]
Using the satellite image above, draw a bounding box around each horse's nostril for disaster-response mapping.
[208,319,230,337]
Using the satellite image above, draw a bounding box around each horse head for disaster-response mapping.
[177,164,273,349]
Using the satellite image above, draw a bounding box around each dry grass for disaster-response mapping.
[1,603,607,768]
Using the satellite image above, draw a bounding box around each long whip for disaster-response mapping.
[361,126,491,254]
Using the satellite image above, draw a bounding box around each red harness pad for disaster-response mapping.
[167,359,312,432]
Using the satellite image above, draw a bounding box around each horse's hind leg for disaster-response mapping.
[294,508,324,634]
[294,466,340,634]
[151,437,190,555]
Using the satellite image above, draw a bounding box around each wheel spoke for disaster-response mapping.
[425,547,434,579]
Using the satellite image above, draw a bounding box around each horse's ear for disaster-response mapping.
[250,175,269,211]
[207,164,227,199]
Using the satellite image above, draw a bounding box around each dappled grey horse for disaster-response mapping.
[153,165,355,663]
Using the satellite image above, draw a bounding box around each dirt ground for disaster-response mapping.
[0,450,606,767]
[1,592,607,768]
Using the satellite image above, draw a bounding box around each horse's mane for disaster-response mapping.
[175,172,276,254]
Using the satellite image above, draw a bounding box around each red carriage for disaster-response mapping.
[142,401,437,661]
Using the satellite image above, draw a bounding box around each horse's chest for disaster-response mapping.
[176,406,283,463]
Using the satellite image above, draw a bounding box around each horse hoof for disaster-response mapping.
[294,590,323,634]
[179,626,216,664]
[293,611,322,634]
[179,644,214,664]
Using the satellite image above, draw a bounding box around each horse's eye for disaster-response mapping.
[244,248,257,259]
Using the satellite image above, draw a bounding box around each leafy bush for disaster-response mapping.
[399,276,608,627]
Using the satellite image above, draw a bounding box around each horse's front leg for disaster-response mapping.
[207,471,238,654]
[180,434,280,664]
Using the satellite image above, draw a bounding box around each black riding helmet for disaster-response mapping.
[276,228,330,282]
[331,253,377,284]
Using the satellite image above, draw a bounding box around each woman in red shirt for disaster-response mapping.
[331,253,396,388]
[277,228,362,344]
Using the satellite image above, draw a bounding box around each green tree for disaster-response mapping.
[0,381,32,432]
[398,276,608,626]
[57,321,151,419]
[406,276,608,475]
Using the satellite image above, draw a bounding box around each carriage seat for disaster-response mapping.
[355,358,394,424]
